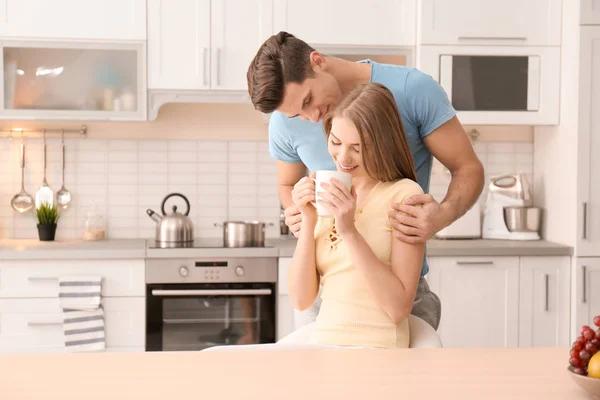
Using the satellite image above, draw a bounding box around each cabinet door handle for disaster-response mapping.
[582,202,588,240]
[216,48,221,86]
[203,48,209,86]
[458,36,527,41]
[455,261,494,266]
[28,321,61,327]
[582,265,587,303]
[28,276,58,282]
[544,274,549,312]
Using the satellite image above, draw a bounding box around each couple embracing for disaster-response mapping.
[245,32,484,349]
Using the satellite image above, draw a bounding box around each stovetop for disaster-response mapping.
[147,239,274,249]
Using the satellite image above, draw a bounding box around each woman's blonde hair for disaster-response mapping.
[323,83,418,182]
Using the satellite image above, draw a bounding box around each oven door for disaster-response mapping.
[146,283,276,351]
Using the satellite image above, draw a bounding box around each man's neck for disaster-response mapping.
[326,57,372,97]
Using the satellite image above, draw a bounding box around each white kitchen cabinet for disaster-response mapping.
[0,297,145,353]
[0,259,145,298]
[0,0,146,41]
[419,0,562,46]
[574,258,600,340]
[518,257,570,347]
[276,257,294,340]
[1,41,147,121]
[582,0,600,25]
[147,0,273,91]
[273,0,416,46]
[577,26,600,256]
[426,256,520,348]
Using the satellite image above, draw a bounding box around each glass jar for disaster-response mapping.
[82,202,106,241]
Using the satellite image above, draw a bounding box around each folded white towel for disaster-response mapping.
[59,276,105,352]
[62,307,106,352]
[59,276,102,310]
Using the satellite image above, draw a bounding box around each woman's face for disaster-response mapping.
[327,116,368,179]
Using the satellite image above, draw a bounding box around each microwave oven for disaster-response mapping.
[418,46,560,125]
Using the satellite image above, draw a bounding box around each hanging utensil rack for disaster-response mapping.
[0,125,87,139]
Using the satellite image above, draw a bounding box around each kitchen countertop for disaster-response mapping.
[0,237,573,260]
[276,237,574,257]
[0,347,589,400]
[0,238,147,260]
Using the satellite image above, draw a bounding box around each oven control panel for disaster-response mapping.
[146,257,277,284]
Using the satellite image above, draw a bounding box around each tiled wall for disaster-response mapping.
[429,141,534,207]
[0,138,279,240]
[0,137,533,240]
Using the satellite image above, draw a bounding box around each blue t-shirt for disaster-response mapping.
[268,60,456,276]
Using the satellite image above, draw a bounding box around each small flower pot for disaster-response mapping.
[37,224,57,241]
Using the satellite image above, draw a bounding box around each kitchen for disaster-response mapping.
[0,0,599,398]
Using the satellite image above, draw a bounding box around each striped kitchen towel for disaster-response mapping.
[59,276,102,309]
[59,276,105,352]
[62,307,106,352]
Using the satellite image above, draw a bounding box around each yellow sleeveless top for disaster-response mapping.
[312,179,424,348]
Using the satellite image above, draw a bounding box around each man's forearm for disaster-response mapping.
[439,161,484,226]
[278,184,294,209]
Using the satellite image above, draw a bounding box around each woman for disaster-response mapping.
[289,82,425,349]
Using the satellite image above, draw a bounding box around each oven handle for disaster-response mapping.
[151,289,272,297]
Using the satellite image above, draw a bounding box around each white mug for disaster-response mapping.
[312,170,353,217]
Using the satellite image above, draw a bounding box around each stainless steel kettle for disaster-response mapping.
[146,193,194,248]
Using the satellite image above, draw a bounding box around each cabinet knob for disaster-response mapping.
[179,266,189,277]
[235,266,244,276]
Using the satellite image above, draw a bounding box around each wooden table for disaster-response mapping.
[0,347,593,399]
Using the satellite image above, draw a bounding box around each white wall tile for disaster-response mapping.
[0,137,535,240]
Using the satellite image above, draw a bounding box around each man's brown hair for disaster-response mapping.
[323,83,418,183]
[246,31,316,113]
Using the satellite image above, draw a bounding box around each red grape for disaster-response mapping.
[591,339,599,347]
[570,356,581,367]
[573,342,583,353]
[593,315,600,327]
[582,325,591,334]
[596,329,600,340]
[573,367,588,376]
[584,329,595,341]
[580,350,591,362]
[585,342,597,354]
[577,335,587,344]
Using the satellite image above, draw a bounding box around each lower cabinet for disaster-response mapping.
[276,257,294,341]
[427,255,570,348]
[574,257,600,342]
[0,297,145,353]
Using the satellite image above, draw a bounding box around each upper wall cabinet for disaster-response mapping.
[0,0,146,41]
[419,0,562,46]
[1,41,146,120]
[147,0,273,116]
[581,0,600,25]
[273,0,416,47]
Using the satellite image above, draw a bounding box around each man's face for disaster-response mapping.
[276,61,343,123]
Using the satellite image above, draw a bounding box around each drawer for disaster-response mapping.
[0,259,145,298]
[278,258,292,295]
[0,297,145,352]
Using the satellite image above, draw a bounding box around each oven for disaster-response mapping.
[145,256,277,351]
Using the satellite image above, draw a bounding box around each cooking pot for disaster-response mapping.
[147,193,194,248]
[214,221,273,248]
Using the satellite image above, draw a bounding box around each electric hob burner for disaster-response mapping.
[147,239,274,249]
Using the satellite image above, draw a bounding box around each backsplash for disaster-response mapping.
[0,137,533,240]
[0,138,280,240]
[430,141,534,207]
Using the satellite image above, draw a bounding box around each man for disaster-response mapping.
[246,31,484,330]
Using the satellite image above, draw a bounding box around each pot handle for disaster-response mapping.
[161,193,190,216]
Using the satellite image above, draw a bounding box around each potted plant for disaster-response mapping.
[34,202,60,241]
